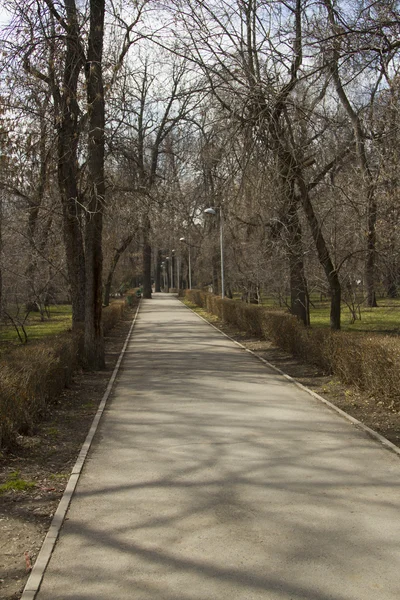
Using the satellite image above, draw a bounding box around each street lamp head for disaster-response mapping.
[204,207,217,215]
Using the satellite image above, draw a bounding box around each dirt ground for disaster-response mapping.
[1,302,399,600]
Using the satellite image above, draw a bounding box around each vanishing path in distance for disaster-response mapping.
[35,294,400,600]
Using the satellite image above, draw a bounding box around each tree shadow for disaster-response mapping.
[35,295,400,600]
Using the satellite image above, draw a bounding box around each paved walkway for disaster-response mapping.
[35,294,400,599]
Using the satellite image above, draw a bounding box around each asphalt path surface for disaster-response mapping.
[35,294,400,600]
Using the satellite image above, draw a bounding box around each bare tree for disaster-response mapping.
[1,0,150,366]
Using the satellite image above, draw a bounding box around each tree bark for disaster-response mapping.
[26,101,50,304]
[323,0,377,308]
[155,249,162,292]
[142,216,152,299]
[171,253,176,290]
[287,202,310,326]
[61,199,86,326]
[366,194,378,306]
[274,147,310,326]
[0,192,2,315]
[212,259,219,295]
[298,177,341,330]
[56,0,86,328]
[104,234,135,306]
[166,259,171,291]
[83,0,106,369]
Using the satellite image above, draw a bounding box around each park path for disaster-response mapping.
[34,294,400,600]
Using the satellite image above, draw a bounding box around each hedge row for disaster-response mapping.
[185,290,400,405]
[0,297,137,449]
[0,333,80,449]
[103,299,127,334]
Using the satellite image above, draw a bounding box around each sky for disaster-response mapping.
[0,5,10,29]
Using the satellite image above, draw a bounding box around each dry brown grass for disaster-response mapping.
[0,334,80,448]
[0,297,138,449]
[103,300,126,334]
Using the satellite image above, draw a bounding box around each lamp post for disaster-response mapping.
[179,237,192,290]
[204,206,225,299]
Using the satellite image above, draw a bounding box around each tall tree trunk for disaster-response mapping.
[56,0,86,328]
[298,177,341,330]
[155,249,162,292]
[26,102,49,304]
[171,253,176,290]
[274,148,310,326]
[61,200,86,326]
[272,130,341,329]
[366,193,378,306]
[287,198,310,326]
[142,216,152,299]
[104,234,134,307]
[166,258,171,291]
[84,0,106,369]
[324,0,377,308]
[212,259,219,295]
[0,192,2,315]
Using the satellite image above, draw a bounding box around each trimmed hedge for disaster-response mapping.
[185,290,400,405]
[0,333,80,449]
[0,297,136,449]
[103,300,126,334]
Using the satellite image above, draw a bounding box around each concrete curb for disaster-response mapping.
[21,302,142,600]
[181,299,400,459]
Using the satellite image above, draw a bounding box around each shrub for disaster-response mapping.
[0,298,135,449]
[0,332,80,449]
[103,300,126,335]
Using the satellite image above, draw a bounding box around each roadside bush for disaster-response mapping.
[0,298,136,449]
[0,333,80,449]
[360,336,400,399]
[103,300,126,335]
[185,290,400,406]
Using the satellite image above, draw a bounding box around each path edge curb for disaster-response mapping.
[181,299,400,459]
[21,301,142,600]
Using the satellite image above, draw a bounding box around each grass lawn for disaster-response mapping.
[255,295,400,333]
[0,304,72,345]
[308,297,400,332]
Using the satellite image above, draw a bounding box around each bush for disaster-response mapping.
[185,290,400,407]
[103,300,126,335]
[0,333,80,449]
[0,298,136,449]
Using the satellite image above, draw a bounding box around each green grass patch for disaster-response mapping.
[49,473,69,481]
[44,426,60,438]
[0,470,35,494]
[240,295,400,333]
[309,298,400,332]
[0,304,72,344]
